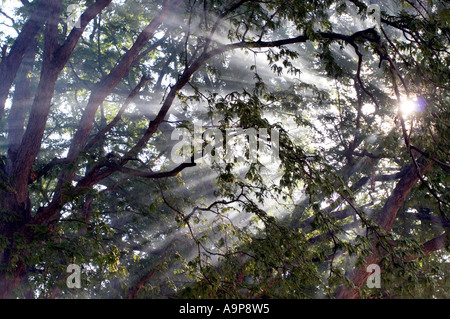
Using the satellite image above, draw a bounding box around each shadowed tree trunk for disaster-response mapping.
[0,0,447,299]
[336,160,433,299]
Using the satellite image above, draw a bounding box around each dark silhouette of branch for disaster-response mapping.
[107,161,196,179]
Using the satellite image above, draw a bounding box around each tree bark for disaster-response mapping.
[0,0,112,299]
[0,0,53,119]
[336,160,433,299]
[6,37,37,157]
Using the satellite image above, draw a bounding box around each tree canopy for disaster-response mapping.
[0,0,448,299]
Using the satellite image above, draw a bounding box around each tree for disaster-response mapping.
[0,0,448,299]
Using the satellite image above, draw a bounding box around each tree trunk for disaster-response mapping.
[336,160,432,298]
[0,201,30,299]
[0,251,27,299]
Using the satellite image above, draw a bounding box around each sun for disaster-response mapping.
[399,99,418,116]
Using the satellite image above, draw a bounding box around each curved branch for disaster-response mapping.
[336,159,433,299]
[0,0,53,119]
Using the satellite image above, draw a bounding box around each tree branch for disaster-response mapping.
[85,75,153,151]
[107,161,196,179]
[336,159,433,298]
[0,0,53,119]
